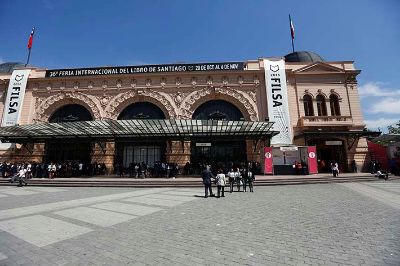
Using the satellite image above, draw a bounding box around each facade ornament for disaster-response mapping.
[102,80,108,89]
[60,82,66,90]
[73,81,79,90]
[88,81,94,89]
[191,77,197,87]
[175,77,181,87]
[130,79,137,88]
[104,89,175,119]
[35,92,102,122]
[222,76,228,86]
[207,76,213,85]
[253,75,259,86]
[160,77,166,87]
[100,93,112,108]
[116,79,122,88]
[185,87,258,121]
[45,82,52,91]
[238,76,244,85]
[146,79,152,87]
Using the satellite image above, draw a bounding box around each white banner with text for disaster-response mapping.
[263,59,293,145]
[1,69,31,127]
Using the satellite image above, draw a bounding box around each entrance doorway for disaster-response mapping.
[308,139,346,172]
[191,141,246,173]
[45,104,93,164]
[45,141,91,164]
[122,145,162,168]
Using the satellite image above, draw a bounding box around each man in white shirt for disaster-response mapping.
[18,168,28,187]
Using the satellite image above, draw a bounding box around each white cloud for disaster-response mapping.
[0,58,4,64]
[358,82,400,97]
[364,118,398,131]
[369,97,400,114]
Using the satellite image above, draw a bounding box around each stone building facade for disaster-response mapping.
[0,51,371,173]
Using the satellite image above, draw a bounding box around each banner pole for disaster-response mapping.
[25,49,31,67]
[289,14,295,53]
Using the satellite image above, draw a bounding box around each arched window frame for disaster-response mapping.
[316,94,327,116]
[302,94,314,116]
[329,93,341,116]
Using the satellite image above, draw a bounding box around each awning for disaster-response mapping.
[0,119,277,143]
[371,134,400,145]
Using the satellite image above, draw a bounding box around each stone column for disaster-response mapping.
[91,141,115,174]
[165,140,191,168]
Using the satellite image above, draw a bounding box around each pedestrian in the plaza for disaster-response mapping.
[17,167,28,187]
[247,169,255,192]
[235,168,242,192]
[351,159,357,173]
[331,161,339,177]
[227,168,235,193]
[215,169,226,198]
[201,165,215,198]
[241,168,248,192]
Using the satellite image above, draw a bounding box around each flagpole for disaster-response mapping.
[25,27,35,67]
[25,48,31,67]
[289,14,295,53]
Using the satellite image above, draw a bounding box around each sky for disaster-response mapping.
[0,0,399,132]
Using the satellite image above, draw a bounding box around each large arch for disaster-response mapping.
[181,87,258,121]
[118,102,166,120]
[35,92,101,122]
[192,100,244,120]
[49,104,93,123]
[44,103,94,166]
[104,90,174,120]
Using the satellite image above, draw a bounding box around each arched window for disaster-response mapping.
[118,102,165,120]
[316,94,327,116]
[303,95,314,116]
[192,100,244,121]
[329,94,341,116]
[49,104,93,123]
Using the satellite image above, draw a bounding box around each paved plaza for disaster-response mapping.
[0,181,399,265]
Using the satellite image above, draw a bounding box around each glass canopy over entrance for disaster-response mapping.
[0,119,276,142]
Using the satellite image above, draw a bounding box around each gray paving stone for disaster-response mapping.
[0,182,399,265]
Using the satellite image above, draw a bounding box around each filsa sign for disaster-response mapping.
[1,69,31,127]
[263,59,293,145]
[45,62,244,78]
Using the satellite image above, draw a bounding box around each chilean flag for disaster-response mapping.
[289,15,295,40]
[27,27,35,49]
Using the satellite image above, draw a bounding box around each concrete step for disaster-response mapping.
[1,176,396,188]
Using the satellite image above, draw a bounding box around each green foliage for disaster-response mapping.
[388,120,400,134]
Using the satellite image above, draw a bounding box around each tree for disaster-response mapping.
[387,120,400,134]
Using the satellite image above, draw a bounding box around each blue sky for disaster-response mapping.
[0,0,399,131]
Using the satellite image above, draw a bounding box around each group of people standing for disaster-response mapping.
[201,166,255,198]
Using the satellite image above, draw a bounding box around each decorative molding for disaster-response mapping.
[179,87,258,121]
[104,89,176,119]
[35,92,102,122]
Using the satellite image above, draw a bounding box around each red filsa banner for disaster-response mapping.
[264,147,273,174]
[307,146,318,174]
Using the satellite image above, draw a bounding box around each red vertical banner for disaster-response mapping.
[264,147,274,174]
[307,146,318,174]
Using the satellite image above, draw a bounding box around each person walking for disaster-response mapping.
[241,168,248,192]
[331,161,339,177]
[247,169,255,192]
[215,169,226,198]
[17,167,28,187]
[227,168,235,193]
[201,165,215,198]
[235,168,242,192]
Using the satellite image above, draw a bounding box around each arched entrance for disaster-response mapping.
[116,102,167,172]
[45,104,93,164]
[191,100,246,172]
